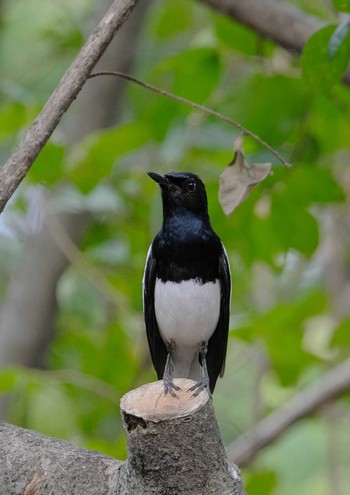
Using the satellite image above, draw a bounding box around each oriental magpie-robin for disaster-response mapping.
[143,172,231,396]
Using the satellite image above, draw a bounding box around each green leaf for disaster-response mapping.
[29,141,65,185]
[152,0,192,39]
[68,122,151,193]
[0,367,18,393]
[0,102,27,139]
[286,166,345,206]
[271,194,319,256]
[41,25,84,53]
[246,470,277,495]
[223,74,308,146]
[158,47,220,102]
[215,14,262,55]
[218,194,280,268]
[333,0,350,12]
[309,91,350,154]
[302,25,350,92]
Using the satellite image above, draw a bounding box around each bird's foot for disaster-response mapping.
[162,340,181,397]
[163,375,181,398]
[187,377,211,399]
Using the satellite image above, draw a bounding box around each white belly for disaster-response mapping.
[154,278,220,378]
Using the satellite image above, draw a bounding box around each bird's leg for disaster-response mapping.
[188,341,211,398]
[163,340,181,398]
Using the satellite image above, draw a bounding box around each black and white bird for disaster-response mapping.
[143,172,231,396]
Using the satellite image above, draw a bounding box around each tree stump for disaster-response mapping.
[118,379,246,495]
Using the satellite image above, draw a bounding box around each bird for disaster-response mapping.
[143,171,231,396]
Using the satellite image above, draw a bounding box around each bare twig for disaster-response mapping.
[0,0,139,213]
[227,357,350,466]
[89,71,291,168]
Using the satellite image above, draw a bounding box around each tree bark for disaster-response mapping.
[0,0,139,213]
[0,420,122,495]
[0,380,246,495]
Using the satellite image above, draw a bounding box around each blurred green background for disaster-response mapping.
[0,0,350,494]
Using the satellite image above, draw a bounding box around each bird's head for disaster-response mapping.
[148,171,209,218]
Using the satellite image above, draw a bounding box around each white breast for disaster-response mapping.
[154,278,220,348]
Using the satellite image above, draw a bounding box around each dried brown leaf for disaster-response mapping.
[219,136,272,215]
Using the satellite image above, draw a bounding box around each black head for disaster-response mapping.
[148,171,209,218]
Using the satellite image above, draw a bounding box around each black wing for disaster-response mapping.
[143,246,168,379]
[206,246,231,392]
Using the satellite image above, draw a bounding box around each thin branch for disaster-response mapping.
[0,0,140,214]
[89,71,291,168]
[227,357,350,466]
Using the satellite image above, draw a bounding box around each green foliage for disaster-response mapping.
[302,24,350,92]
[214,14,262,55]
[0,368,18,393]
[68,123,151,192]
[221,74,309,146]
[245,470,277,495]
[158,47,220,102]
[29,142,65,185]
[285,166,345,205]
[0,0,91,98]
[151,0,192,39]
[235,292,327,385]
[0,102,27,138]
[331,317,350,347]
[271,194,319,257]
[333,0,350,12]
[41,25,85,53]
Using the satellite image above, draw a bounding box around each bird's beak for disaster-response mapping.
[148,172,169,187]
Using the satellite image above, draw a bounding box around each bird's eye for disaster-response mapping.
[186,180,197,192]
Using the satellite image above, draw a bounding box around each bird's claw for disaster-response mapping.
[163,377,181,398]
[187,378,211,399]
